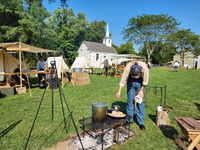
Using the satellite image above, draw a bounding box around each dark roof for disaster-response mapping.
[83,41,118,54]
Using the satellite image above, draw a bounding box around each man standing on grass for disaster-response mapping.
[116,61,149,130]
[174,61,179,72]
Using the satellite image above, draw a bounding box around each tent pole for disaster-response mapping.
[46,52,48,71]
[115,55,117,80]
[54,52,55,61]
[107,56,110,80]
[19,42,22,88]
[93,56,95,75]
[100,56,102,77]
[62,55,64,88]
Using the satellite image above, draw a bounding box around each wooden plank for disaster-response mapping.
[174,117,200,131]
[188,134,200,150]
[188,135,200,150]
[173,134,188,150]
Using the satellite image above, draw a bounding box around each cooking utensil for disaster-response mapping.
[161,105,174,109]
[113,105,120,111]
[92,102,107,123]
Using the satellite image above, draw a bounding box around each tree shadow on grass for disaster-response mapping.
[0,93,7,98]
[148,114,178,140]
[0,120,22,139]
[194,102,200,111]
[37,112,73,149]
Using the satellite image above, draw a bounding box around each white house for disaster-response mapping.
[78,24,118,68]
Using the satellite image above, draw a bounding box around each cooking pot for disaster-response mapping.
[92,102,107,123]
[38,81,46,89]
[73,68,82,73]
[113,105,120,111]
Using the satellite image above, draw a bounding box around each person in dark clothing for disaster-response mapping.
[14,65,28,85]
[104,59,109,75]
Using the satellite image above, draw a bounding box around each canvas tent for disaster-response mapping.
[95,54,146,69]
[71,57,89,70]
[0,42,56,87]
[45,56,69,78]
[0,49,29,81]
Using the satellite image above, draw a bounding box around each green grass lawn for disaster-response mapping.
[0,68,200,150]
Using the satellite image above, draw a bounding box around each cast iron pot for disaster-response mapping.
[92,102,107,124]
[73,68,82,73]
[38,81,46,89]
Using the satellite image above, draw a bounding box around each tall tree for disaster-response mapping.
[122,14,180,63]
[84,20,107,43]
[18,1,50,46]
[117,43,136,54]
[0,0,24,43]
[139,42,177,65]
[49,7,88,65]
[168,29,200,56]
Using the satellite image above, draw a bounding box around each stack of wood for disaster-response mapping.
[63,72,90,86]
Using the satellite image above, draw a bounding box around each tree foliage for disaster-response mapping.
[0,1,108,66]
[117,43,136,54]
[139,42,177,65]
[0,0,24,43]
[122,14,180,63]
[84,20,107,43]
[168,29,200,56]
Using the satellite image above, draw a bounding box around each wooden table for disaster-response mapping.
[0,71,51,86]
[174,117,200,150]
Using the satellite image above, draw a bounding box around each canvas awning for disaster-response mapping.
[107,54,145,59]
[0,42,56,88]
[0,42,56,53]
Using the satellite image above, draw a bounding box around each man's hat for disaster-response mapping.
[40,56,43,58]
[130,63,143,78]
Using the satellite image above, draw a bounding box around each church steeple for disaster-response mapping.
[106,24,109,37]
[103,24,112,47]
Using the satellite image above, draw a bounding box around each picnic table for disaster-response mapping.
[174,117,200,150]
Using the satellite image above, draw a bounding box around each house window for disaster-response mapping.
[96,54,99,61]
[109,40,110,43]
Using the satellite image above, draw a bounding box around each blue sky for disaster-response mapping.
[43,0,200,53]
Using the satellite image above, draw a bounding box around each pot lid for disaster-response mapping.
[92,102,107,107]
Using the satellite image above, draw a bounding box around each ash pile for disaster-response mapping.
[69,127,135,150]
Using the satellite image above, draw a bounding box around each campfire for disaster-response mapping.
[69,127,135,150]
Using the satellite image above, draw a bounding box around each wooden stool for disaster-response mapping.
[174,117,200,150]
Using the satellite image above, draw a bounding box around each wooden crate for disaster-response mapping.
[15,87,26,94]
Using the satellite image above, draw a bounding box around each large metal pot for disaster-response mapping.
[73,68,82,73]
[38,81,46,89]
[92,102,107,123]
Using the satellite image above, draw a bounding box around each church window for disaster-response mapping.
[96,54,99,61]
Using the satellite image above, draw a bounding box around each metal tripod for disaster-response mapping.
[24,61,84,150]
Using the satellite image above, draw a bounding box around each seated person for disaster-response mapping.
[14,65,28,86]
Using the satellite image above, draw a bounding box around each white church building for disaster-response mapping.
[77,24,118,68]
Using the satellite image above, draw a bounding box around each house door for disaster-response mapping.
[182,60,184,67]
